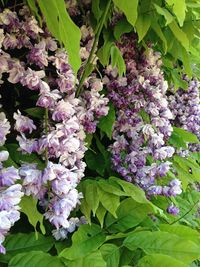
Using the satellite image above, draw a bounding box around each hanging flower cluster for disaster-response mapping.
[104,35,182,205]
[0,111,24,254]
[0,5,108,248]
[168,78,200,151]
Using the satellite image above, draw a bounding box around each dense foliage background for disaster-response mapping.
[1,0,200,266]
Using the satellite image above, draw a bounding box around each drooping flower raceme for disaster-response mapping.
[104,35,181,203]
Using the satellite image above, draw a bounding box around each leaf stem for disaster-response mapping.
[75,0,112,97]
[170,200,199,225]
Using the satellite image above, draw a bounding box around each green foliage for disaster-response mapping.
[123,231,200,264]
[37,0,81,74]
[8,251,65,267]
[20,196,45,236]
[100,244,120,267]
[0,233,54,263]
[98,104,116,139]
[113,0,139,26]
[60,224,106,260]
[137,254,188,267]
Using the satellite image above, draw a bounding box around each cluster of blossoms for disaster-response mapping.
[0,5,108,248]
[0,112,24,254]
[104,35,182,213]
[168,78,200,152]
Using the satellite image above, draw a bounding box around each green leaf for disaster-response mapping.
[151,20,168,53]
[114,17,133,40]
[96,203,107,228]
[92,0,102,21]
[85,150,106,176]
[98,104,115,139]
[20,196,45,236]
[85,182,100,216]
[0,233,54,263]
[106,198,153,232]
[25,107,45,119]
[123,231,200,264]
[135,14,151,42]
[153,4,174,25]
[100,244,120,267]
[159,224,200,245]
[8,251,64,267]
[110,45,126,76]
[113,0,139,26]
[97,186,120,218]
[168,21,189,50]
[137,254,188,267]
[60,224,106,260]
[66,251,106,267]
[38,0,81,74]
[97,180,126,196]
[181,46,192,77]
[166,0,186,26]
[26,0,42,25]
[109,177,150,205]
[169,127,199,148]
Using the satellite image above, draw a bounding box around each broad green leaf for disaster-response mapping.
[181,46,192,77]
[8,251,64,267]
[106,198,152,232]
[98,104,115,139]
[85,150,106,176]
[151,20,167,53]
[97,186,120,217]
[113,0,139,26]
[0,233,54,263]
[66,251,106,267]
[169,127,199,148]
[100,244,120,267]
[135,14,151,42]
[97,39,113,66]
[114,17,133,40]
[137,254,188,267]
[168,21,189,50]
[60,224,106,260]
[166,0,186,26]
[96,203,107,227]
[123,231,200,264]
[97,180,126,196]
[159,224,200,245]
[38,0,81,74]
[154,4,174,25]
[20,196,45,236]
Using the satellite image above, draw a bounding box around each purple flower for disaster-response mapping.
[14,110,36,134]
[167,204,180,215]
[0,166,20,187]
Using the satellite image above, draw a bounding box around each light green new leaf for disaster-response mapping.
[100,244,120,267]
[168,21,189,50]
[38,0,81,74]
[0,233,54,263]
[135,14,151,42]
[123,231,200,264]
[97,186,120,218]
[85,182,99,216]
[98,104,115,139]
[137,254,188,267]
[20,196,45,237]
[96,203,107,227]
[60,224,106,260]
[154,4,174,25]
[8,251,64,267]
[166,0,186,26]
[113,0,139,26]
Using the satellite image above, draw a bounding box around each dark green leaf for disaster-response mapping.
[98,104,115,139]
